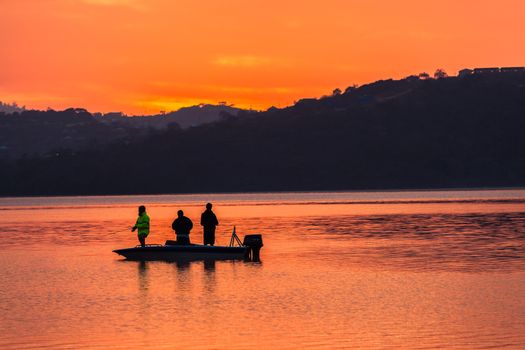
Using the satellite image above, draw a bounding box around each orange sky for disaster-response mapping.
[1,0,524,115]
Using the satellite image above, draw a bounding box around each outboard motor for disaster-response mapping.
[243,234,263,261]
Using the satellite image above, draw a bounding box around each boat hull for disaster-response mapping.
[113,244,247,261]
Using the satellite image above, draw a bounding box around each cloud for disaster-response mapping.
[207,85,293,95]
[134,97,219,113]
[80,0,146,10]
[146,81,294,96]
[212,55,271,68]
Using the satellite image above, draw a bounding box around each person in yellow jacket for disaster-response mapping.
[131,205,150,247]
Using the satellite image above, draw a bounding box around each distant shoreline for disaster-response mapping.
[2,185,524,200]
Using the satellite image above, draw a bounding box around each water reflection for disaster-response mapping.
[175,260,191,271]
[294,212,525,273]
[2,191,525,350]
[137,261,149,293]
[202,260,216,296]
[204,259,216,272]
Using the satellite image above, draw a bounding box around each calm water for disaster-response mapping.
[1,189,525,349]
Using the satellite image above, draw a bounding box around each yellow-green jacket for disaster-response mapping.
[135,212,150,236]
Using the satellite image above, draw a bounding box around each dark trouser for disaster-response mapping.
[138,234,146,247]
[203,227,216,246]
[177,235,191,245]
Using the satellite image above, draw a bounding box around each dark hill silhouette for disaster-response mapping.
[0,101,25,114]
[1,72,524,195]
[0,108,138,158]
[0,104,247,158]
[95,103,244,130]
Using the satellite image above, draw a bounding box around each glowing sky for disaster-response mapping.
[1,0,524,114]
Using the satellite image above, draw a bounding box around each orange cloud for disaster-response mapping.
[213,56,272,68]
[79,0,145,9]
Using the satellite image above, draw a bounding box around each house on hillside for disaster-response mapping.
[458,66,525,77]
[458,68,473,77]
[500,67,525,73]
[473,67,500,74]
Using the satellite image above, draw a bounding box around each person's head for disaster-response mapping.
[177,210,184,218]
[138,205,146,215]
[206,203,212,210]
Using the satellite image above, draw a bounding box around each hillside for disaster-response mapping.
[0,104,245,158]
[96,104,243,130]
[1,72,524,195]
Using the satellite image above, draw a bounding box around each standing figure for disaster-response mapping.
[171,210,193,245]
[131,205,150,247]
[200,203,219,246]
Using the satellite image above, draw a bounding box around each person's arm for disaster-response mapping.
[131,217,139,231]
[200,213,204,226]
[213,214,219,226]
[188,219,193,231]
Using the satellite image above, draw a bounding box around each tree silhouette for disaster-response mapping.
[434,69,448,79]
[344,85,358,93]
[332,88,342,96]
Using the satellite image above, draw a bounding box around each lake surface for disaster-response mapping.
[1,189,525,349]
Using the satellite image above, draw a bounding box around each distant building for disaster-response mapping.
[458,68,473,77]
[458,66,525,77]
[473,67,500,74]
[500,67,525,73]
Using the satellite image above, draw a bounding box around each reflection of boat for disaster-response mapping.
[113,232,263,262]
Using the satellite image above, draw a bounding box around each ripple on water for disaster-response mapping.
[2,193,525,349]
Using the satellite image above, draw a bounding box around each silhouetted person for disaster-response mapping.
[131,205,150,247]
[200,203,219,246]
[171,210,193,245]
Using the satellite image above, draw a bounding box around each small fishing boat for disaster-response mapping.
[113,231,263,262]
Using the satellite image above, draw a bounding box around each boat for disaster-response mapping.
[113,231,263,262]
[113,244,248,261]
